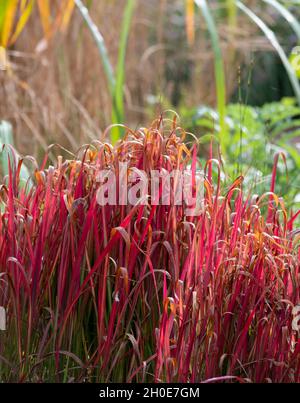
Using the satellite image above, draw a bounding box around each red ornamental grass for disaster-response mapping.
[0,116,299,383]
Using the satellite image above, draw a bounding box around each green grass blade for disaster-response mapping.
[226,0,237,27]
[74,0,115,94]
[0,120,31,187]
[114,0,135,122]
[0,120,13,177]
[75,0,136,144]
[111,0,136,144]
[0,1,10,33]
[263,0,300,42]
[237,1,300,106]
[194,0,228,156]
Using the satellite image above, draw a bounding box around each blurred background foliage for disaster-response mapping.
[0,0,300,205]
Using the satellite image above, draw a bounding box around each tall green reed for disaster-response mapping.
[75,0,136,144]
[237,1,300,106]
[195,0,228,157]
[226,0,237,26]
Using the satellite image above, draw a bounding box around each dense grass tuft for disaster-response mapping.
[0,118,299,383]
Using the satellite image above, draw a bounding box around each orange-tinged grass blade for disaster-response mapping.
[0,0,18,47]
[37,0,51,38]
[60,0,75,32]
[10,0,35,45]
[186,0,195,46]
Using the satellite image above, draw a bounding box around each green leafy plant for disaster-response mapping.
[183,97,300,206]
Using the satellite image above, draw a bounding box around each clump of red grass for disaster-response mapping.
[0,117,299,383]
